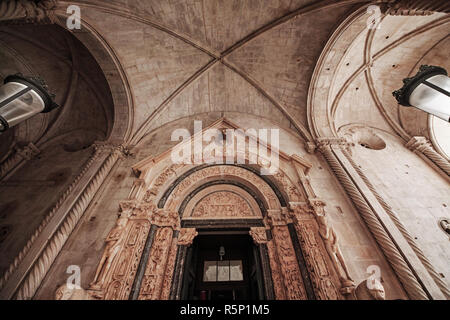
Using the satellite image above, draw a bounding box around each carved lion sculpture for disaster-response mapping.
[355,279,386,300]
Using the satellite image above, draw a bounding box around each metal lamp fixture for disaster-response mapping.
[219,246,225,261]
[393,65,450,122]
[0,74,59,132]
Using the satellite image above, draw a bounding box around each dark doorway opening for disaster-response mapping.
[180,231,265,300]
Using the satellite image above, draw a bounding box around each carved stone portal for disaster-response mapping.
[192,191,255,218]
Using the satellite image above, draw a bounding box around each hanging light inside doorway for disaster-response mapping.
[393,65,450,122]
[219,246,225,261]
[0,74,59,132]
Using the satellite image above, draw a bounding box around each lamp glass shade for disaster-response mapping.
[409,74,450,122]
[0,81,46,131]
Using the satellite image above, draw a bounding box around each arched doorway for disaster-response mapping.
[85,119,353,300]
[180,231,266,300]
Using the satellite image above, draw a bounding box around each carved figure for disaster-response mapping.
[316,214,353,286]
[89,211,131,289]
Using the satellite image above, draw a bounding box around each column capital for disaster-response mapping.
[0,0,57,24]
[177,228,198,246]
[405,136,431,152]
[93,141,131,158]
[249,227,268,244]
[315,138,351,154]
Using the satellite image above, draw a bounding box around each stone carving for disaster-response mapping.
[294,222,341,300]
[406,136,450,177]
[274,170,302,201]
[355,279,386,300]
[87,204,152,300]
[343,148,450,299]
[151,165,292,210]
[151,209,179,229]
[90,211,132,290]
[272,226,307,300]
[0,0,56,23]
[267,209,287,226]
[249,227,268,244]
[177,228,198,246]
[55,284,92,300]
[315,214,354,290]
[192,191,255,218]
[317,140,429,300]
[0,143,40,180]
[160,240,178,300]
[14,146,123,300]
[138,227,173,300]
[143,164,183,202]
[266,241,286,300]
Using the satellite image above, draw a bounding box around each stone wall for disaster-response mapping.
[34,114,407,299]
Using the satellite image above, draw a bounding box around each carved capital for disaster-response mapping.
[289,202,314,221]
[305,141,316,154]
[249,227,268,244]
[308,199,327,217]
[177,228,198,246]
[0,0,57,23]
[151,209,180,229]
[405,136,430,153]
[16,142,40,160]
[315,138,349,153]
[93,141,131,158]
[267,209,287,226]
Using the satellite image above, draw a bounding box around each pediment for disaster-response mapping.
[132,117,312,176]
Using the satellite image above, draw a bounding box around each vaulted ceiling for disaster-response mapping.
[1,0,448,154]
[58,0,365,145]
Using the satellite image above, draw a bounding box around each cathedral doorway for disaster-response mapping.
[180,231,266,300]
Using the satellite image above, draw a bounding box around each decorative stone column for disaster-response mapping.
[264,209,308,300]
[169,228,198,300]
[316,138,430,300]
[249,227,275,300]
[341,146,450,299]
[0,143,40,180]
[0,0,56,23]
[406,136,450,177]
[289,201,352,300]
[0,143,126,300]
[136,211,181,300]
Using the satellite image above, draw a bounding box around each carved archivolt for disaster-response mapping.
[145,164,303,210]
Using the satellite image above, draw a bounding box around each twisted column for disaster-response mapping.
[14,144,124,300]
[343,149,450,299]
[406,136,450,177]
[317,139,429,300]
[0,0,56,23]
[0,147,99,291]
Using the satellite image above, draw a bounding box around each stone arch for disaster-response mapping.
[307,4,450,141]
[144,163,304,211]
[52,12,134,142]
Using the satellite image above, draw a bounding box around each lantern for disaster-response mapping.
[0,74,59,132]
[393,65,450,122]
